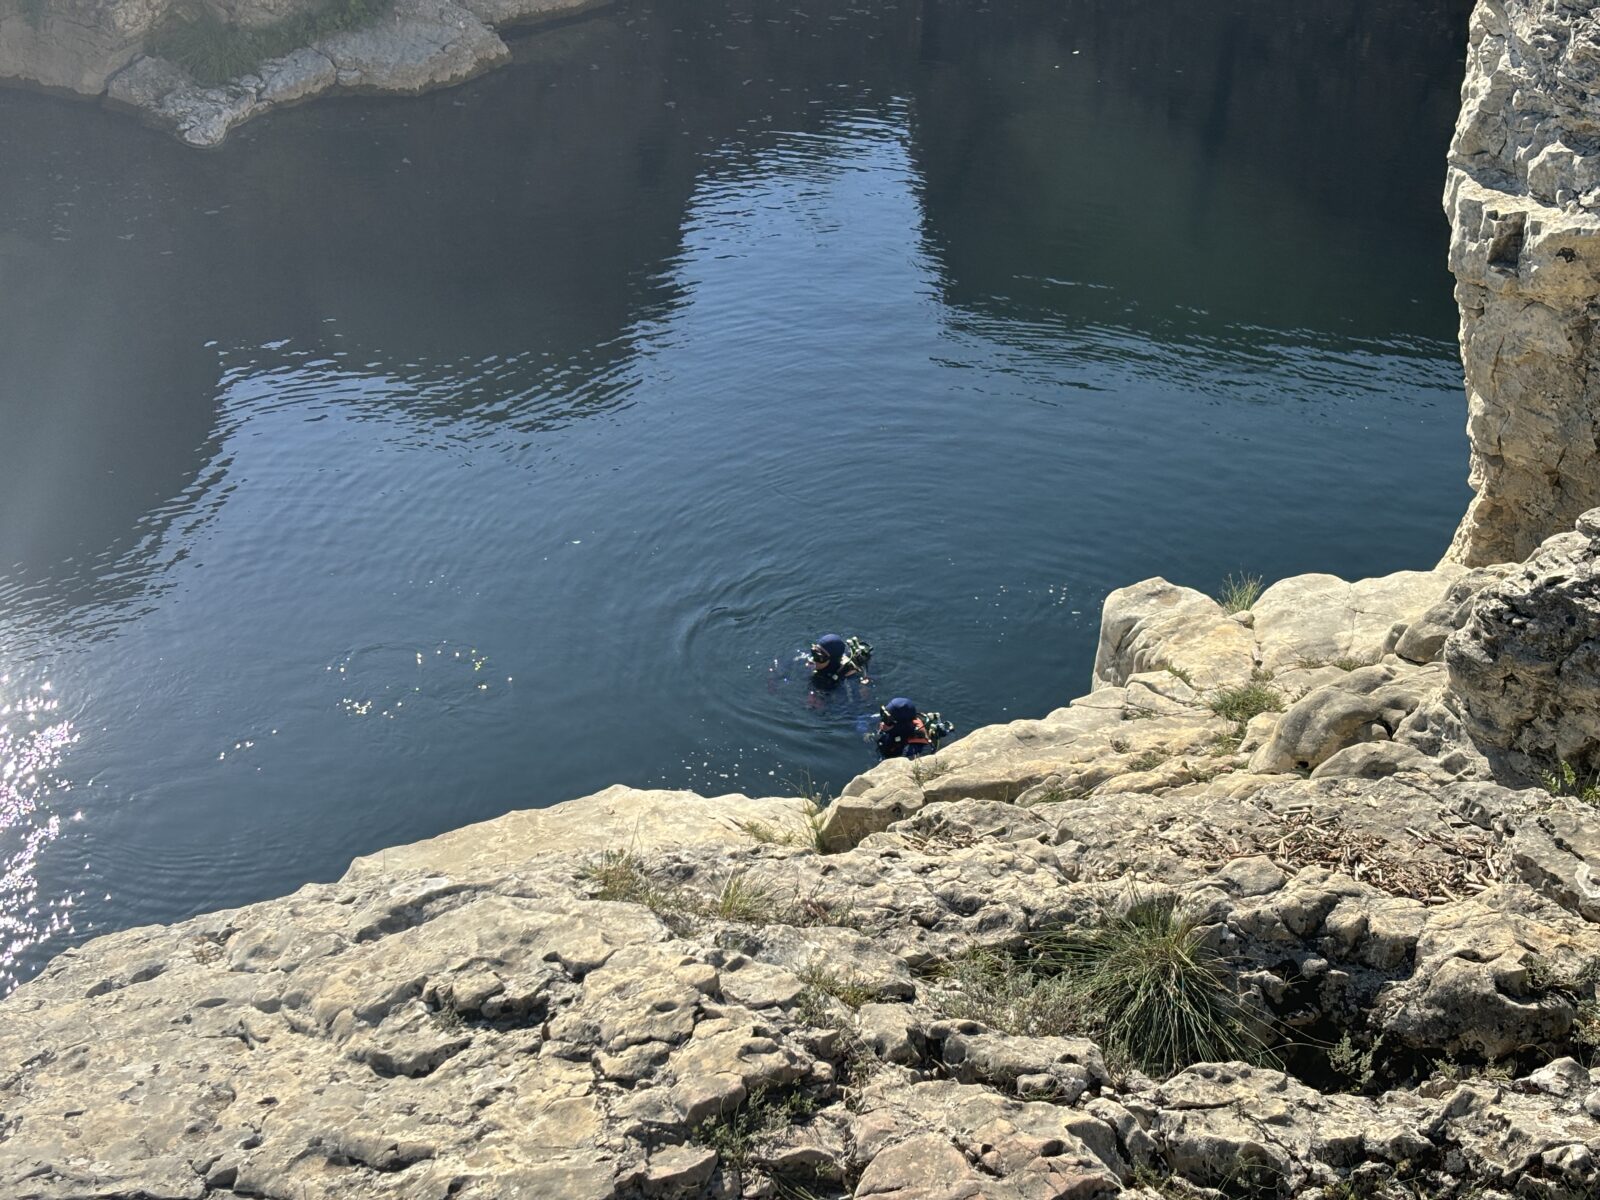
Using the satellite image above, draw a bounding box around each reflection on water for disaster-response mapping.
[0,675,77,992]
[0,0,1472,992]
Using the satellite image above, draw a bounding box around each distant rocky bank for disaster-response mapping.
[0,0,607,146]
[6,2,1600,1198]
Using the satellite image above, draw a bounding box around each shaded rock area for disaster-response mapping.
[0,0,606,146]
[9,511,1600,1199]
[1448,511,1600,782]
[1444,0,1600,566]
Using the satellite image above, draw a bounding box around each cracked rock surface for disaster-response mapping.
[9,512,1600,1199]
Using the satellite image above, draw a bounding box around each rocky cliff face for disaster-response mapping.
[0,0,167,94]
[0,0,605,146]
[7,510,1600,1200]
[1445,0,1600,566]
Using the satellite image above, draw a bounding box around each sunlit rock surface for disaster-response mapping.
[8,512,1600,1199]
[1445,0,1600,566]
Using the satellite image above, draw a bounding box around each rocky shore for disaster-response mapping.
[7,509,1600,1199]
[6,1,1600,1197]
[0,0,606,146]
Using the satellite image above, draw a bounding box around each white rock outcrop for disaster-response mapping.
[1445,0,1600,566]
[2,0,606,147]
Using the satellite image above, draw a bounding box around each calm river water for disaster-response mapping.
[0,0,1472,990]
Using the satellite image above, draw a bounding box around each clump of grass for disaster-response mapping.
[150,0,392,87]
[581,852,853,933]
[713,869,785,923]
[581,849,661,907]
[1330,655,1376,672]
[934,949,1082,1039]
[737,819,787,846]
[1126,748,1168,773]
[1031,895,1274,1077]
[909,755,950,786]
[794,961,877,1027]
[1217,572,1264,614]
[737,798,829,853]
[799,799,828,853]
[1540,760,1600,804]
[1165,665,1194,687]
[693,1086,817,1178]
[1020,780,1088,807]
[1207,728,1244,757]
[1207,682,1283,727]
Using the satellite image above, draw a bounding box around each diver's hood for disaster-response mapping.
[884,697,918,725]
[815,634,847,664]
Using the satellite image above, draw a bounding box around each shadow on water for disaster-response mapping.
[0,0,1472,991]
[913,0,1473,335]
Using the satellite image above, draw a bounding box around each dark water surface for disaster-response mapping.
[0,0,1471,990]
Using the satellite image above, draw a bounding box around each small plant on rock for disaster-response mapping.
[1539,760,1600,804]
[1207,682,1284,727]
[693,1086,818,1182]
[1127,748,1168,773]
[1031,895,1274,1077]
[796,960,876,1015]
[713,869,785,923]
[1020,780,1089,807]
[1327,1032,1381,1093]
[581,849,659,906]
[1217,572,1264,614]
[1207,728,1244,757]
[1330,655,1376,672]
[1575,999,1600,1058]
[934,948,1081,1039]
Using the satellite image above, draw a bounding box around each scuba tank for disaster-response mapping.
[921,712,955,748]
[844,636,873,674]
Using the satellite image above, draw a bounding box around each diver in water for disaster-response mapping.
[875,697,955,760]
[809,634,872,690]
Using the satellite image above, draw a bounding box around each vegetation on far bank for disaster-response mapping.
[150,0,392,88]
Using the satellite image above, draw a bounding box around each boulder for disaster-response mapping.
[818,758,925,853]
[1092,578,1256,691]
[1393,564,1515,663]
[1446,508,1600,780]
[1249,663,1447,775]
[1251,568,1465,675]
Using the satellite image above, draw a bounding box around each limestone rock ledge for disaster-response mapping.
[0,0,605,147]
[9,513,1600,1199]
[1445,0,1600,566]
